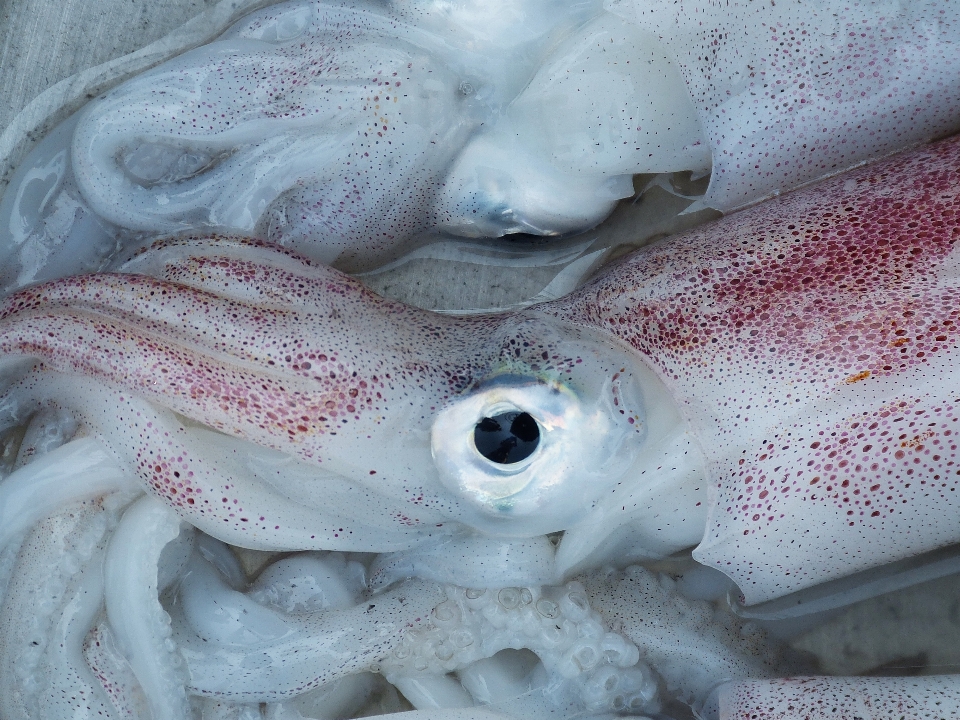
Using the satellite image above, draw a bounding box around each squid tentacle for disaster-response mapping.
[580,565,808,710]
[0,254,494,518]
[0,264,380,367]
[41,547,116,720]
[368,534,558,590]
[172,545,662,715]
[379,581,659,716]
[0,437,135,553]
[0,371,435,551]
[103,496,192,720]
[174,573,448,700]
[0,500,118,720]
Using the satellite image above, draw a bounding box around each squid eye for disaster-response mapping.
[433,373,644,532]
[473,411,540,464]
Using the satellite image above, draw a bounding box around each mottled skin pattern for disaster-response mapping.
[553,134,960,603]
[612,0,960,210]
[0,234,619,548]
[3,138,960,592]
[70,1,472,270]
[2,114,960,720]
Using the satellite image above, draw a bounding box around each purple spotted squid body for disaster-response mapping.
[2,133,960,611]
[0,235,657,549]
[553,134,960,602]
[6,92,960,720]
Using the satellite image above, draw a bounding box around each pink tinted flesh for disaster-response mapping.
[553,134,960,603]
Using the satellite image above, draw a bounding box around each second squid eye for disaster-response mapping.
[473,411,540,464]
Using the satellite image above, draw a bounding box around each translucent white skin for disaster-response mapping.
[0,234,707,560]
[369,534,559,590]
[434,11,709,238]
[8,137,960,609]
[9,143,960,717]
[65,0,607,269]
[607,0,960,212]
[174,556,452,700]
[248,551,367,611]
[5,0,958,287]
[0,436,134,551]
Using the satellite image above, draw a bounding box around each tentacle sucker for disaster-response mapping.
[103,495,193,720]
[379,581,658,716]
[0,499,119,720]
[579,565,808,709]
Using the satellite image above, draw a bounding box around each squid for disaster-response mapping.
[2,0,960,290]
[0,487,797,719]
[2,122,960,717]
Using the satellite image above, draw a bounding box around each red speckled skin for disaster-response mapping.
[718,675,960,719]
[0,235,608,549]
[2,137,960,602]
[552,134,960,603]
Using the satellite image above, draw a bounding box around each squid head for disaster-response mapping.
[428,315,664,536]
[0,236,692,554]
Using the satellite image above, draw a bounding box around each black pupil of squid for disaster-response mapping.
[473,411,540,464]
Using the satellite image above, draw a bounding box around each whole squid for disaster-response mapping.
[2,131,960,718]
[2,0,960,289]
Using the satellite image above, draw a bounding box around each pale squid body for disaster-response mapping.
[600,0,960,211]
[4,132,960,593]
[3,125,960,720]
[0,121,960,717]
[2,0,960,289]
[0,116,960,717]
